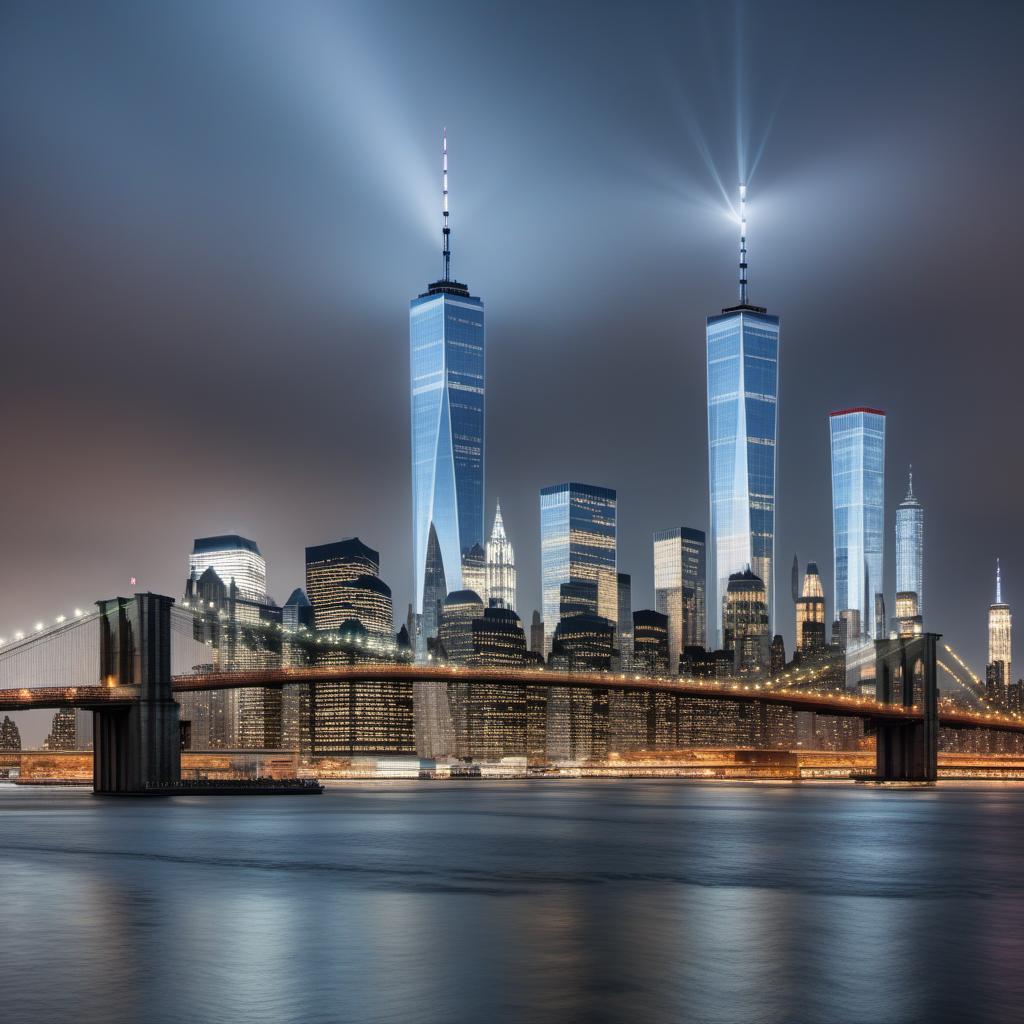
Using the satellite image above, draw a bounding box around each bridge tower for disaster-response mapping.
[873,633,940,782]
[93,593,180,793]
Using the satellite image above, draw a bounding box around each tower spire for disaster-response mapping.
[442,127,450,283]
[907,464,914,500]
[738,182,748,304]
[997,558,1003,604]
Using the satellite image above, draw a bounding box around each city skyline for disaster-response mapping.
[1,1,1022,740]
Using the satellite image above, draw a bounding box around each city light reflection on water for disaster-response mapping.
[1,781,1023,1024]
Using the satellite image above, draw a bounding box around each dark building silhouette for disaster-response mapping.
[632,609,670,675]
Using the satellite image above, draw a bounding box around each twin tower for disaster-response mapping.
[408,138,780,651]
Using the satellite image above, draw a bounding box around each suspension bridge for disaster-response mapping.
[1,592,1022,792]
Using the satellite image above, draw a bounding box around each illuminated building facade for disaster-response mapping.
[540,483,617,651]
[305,538,380,631]
[461,543,487,604]
[654,526,707,672]
[438,590,484,664]
[632,609,669,675]
[410,133,485,628]
[795,562,826,654]
[616,572,633,670]
[722,568,769,674]
[45,708,77,750]
[189,535,267,603]
[529,610,545,658]
[895,469,924,619]
[989,560,1012,689]
[334,575,394,640]
[0,715,21,751]
[707,186,778,644]
[485,501,517,611]
[830,408,886,641]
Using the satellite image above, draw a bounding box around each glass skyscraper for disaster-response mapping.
[706,185,779,645]
[410,132,484,634]
[189,535,268,603]
[895,469,924,618]
[830,408,886,641]
[653,527,707,672]
[540,483,617,652]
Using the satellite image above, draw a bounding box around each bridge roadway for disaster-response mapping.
[2,666,1023,734]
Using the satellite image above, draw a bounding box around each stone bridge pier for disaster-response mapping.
[873,633,940,783]
[93,593,180,793]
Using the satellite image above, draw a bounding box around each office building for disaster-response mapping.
[45,708,77,750]
[485,501,517,611]
[0,715,21,751]
[706,184,779,643]
[530,610,545,658]
[722,568,769,674]
[540,483,617,651]
[282,588,315,632]
[632,609,670,675]
[438,590,484,664]
[989,560,1012,690]
[654,527,707,671]
[305,538,380,631]
[795,562,826,655]
[830,408,886,641]
[616,572,633,670]
[895,468,924,619]
[334,575,394,641]
[410,131,485,630]
[461,543,487,603]
[189,534,268,604]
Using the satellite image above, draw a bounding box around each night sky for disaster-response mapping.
[2,1,1022,743]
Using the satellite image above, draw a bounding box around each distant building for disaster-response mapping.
[989,560,1012,692]
[654,527,707,671]
[895,468,924,619]
[549,614,616,674]
[769,635,786,676]
[985,661,1007,708]
[45,708,77,750]
[892,591,923,638]
[722,568,769,675]
[616,572,633,670]
[795,562,826,655]
[411,523,447,661]
[529,610,545,658]
[304,538,380,631]
[189,534,268,603]
[485,501,517,611]
[461,543,487,604]
[540,483,617,651]
[334,575,394,641]
[830,408,886,642]
[438,590,484,664]
[632,609,670,675]
[559,580,599,620]
[282,588,315,632]
[0,715,22,751]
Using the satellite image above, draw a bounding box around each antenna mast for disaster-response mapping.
[442,128,450,283]
[739,183,748,304]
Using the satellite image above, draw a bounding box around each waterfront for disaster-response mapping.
[1,781,1023,1024]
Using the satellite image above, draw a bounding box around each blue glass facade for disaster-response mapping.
[706,307,779,646]
[540,483,617,653]
[895,472,923,618]
[410,284,485,614]
[830,409,886,640]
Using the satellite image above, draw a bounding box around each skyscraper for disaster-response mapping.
[896,468,924,619]
[653,527,707,672]
[304,538,380,631]
[410,130,485,629]
[795,562,826,655]
[485,501,517,611]
[722,568,770,675]
[830,408,886,641]
[540,483,617,650]
[616,572,633,670]
[706,184,779,645]
[189,535,267,603]
[989,559,1012,689]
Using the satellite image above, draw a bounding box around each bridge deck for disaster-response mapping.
[2,666,1022,733]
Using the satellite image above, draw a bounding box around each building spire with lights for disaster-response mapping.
[997,558,1003,604]
[442,127,451,283]
[738,183,748,304]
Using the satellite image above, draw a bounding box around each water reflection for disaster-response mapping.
[1,782,1023,1023]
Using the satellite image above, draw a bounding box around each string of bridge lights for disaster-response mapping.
[0,607,92,648]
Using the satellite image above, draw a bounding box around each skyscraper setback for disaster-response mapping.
[830,408,886,641]
[410,130,485,643]
[706,184,779,645]
[989,560,1012,689]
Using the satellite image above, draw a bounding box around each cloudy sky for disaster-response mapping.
[2,0,1021,741]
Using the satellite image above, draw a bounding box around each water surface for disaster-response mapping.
[1,781,1022,1024]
